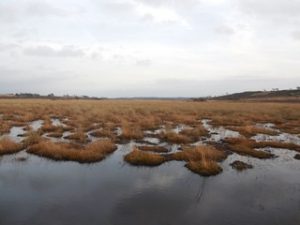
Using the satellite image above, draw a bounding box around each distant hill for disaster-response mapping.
[211,89,300,102]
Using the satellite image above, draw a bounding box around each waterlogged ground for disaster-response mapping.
[1,118,300,225]
[1,143,300,225]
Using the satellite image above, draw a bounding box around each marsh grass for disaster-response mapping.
[120,122,143,140]
[27,139,117,163]
[225,137,300,157]
[160,131,191,144]
[170,145,227,162]
[137,145,169,153]
[227,125,279,138]
[22,132,44,148]
[124,148,166,166]
[186,160,222,176]
[64,131,88,144]
[0,138,23,155]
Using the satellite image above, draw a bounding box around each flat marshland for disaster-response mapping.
[0,99,300,225]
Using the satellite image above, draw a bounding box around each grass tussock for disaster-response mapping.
[22,132,44,148]
[179,126,209,141]
[225,137,300,155]
[124,148,166,166]
[227,125,279,138]
[0,138,23,155]
[170,145,227,162]
[225,138,274,158]
[65,131,88,144]
[186,160,222,176]
[47,132,63,138]
[230,160,253,171]
[90,128,114,139]
[0,122,11,135]
[137,145,168,153]
[161,131,191,144]
[120,123,143,140]
[27,139,117,163]
[168,145,226,176]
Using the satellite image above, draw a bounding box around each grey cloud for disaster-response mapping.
[135,0,200,9]
[136,59,152,66]
[23,45,85,57]
[0,1,73,23]
[237,0,300,17]
[215,25,235,35]
[292,31,300,40]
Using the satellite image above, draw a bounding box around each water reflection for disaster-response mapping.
[0,143,300,225]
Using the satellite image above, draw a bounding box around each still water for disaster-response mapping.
[0,142,300,225]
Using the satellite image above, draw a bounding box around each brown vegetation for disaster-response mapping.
[225,137,300,158]
[160,131,191,144]
[227,125,279,138]
[27,139,117,163]
[186,160,222,176]
[230,160,253,171]
[124,148,166,166]
[0,138,23,155]
[64,131,88,144]
[137,145,169,153]
[170,145,227,162]
[224,138,274,158]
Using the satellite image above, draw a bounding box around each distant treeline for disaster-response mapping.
[0,93,106,100]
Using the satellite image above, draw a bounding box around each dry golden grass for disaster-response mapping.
[0,138,23,155]
[137,145,168,153]
[1,99,300,174]
[22,132,44,148]
[27,139,117,163]
[124,148,166,166]
[64,131,88,144]
[186,160,222,176]
[179,125,209,140]
[227,125,279,138]
[170,145,227,162]
[90,128,114,139]
[225,137,300,155]
[120,122,143,140]
[0,122,11,135]
[225,138,274,158]
[160,131,191,144]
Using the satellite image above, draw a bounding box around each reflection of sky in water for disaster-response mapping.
[202,119,240,142]
[0,143,300,225]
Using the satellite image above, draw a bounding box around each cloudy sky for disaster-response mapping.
[0,0,300,97]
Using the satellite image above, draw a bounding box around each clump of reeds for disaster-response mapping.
[160,131,191,144]
[27,139,117,163]
[137,145,168,153]
[120,123,143,140]
[186,160,222,176]
[0,122,11,135]
[90,128,114,139]
[0,138,23,155]
[224,138,274,158]
[225,137,300,156]
[179,125,209,142]
[124,148,166,166]
[230,160,253,171]
[64,131,88,144]
[22,132,44,148]
[227,125,279,138]
[47,132,63,138]
[170,145,227,162]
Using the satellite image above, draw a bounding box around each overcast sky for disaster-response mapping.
[0,0,300,97]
